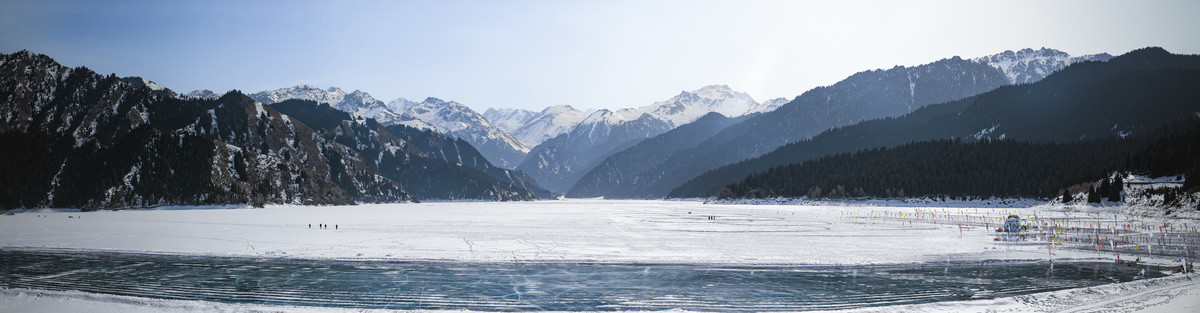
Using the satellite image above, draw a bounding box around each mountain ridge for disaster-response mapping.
[573,47,1111,199]
[672,47,1200,198]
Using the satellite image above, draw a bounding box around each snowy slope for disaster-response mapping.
[504,105,589,147]
[393,97,529,168]
[485,105,588,147]
[615,85,773,127]
[120,76,179,98]
[249,87,529,167]
[120,76,169,92]
[384,97,419,113]
[249,85,402,125]
[484,85,771,149]
[184,89,221,100]
[972,48,1113,84]
[513,85,772,192]
[483,107,538,134]
[517,110,672,192]
[761,97,790,111]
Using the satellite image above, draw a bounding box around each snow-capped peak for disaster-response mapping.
[972,48,1113,84]
[342,90,384,110]
[689,84,741,99]
[249,85,398,124]
[762,97,790,111]
[385,98,420,112]
[582,109,625,125]
[121,76,167,91]
[484,105,588,147]
[393,97,530,166]
[184,90,222,100]
[614,84,769,127]
[119,76,180,98]
[484,108,538,134]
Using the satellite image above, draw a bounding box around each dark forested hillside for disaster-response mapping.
[0,51,547,210]
[270,99,551,200]
[719,117,1200,200]
[567,112,751,198]
[594,55,1017,198]
[0,127,226,210]
[673,47,1200,198]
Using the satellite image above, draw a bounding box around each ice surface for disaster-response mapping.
[0,268,1195,313]
[0,250,1169,312]
[1,199,1198,312]
[0,199,1187,265]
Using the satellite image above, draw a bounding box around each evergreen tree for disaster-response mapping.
[1109,174,1124,202]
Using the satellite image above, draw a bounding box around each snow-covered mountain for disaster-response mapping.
[384,97,420,112]
[589,47,1119,199]
[184,89,221,100]
[483,108,538,134]
[511,84,781,192]
[614,85,777,127]
[972,48,1113,84]
[761,97,790,110]
[268,99,550,200]
[0,52,420,208]
[673,47,1200,198]
[516,110,672,192]
[485,105,588,147]
[567,112,754,198]
[0,51,556,207]
[573,48,1117,199]
[486,85,775,149]
[248,85,527,168]
[249,85,402,125]
[392,97,529,168]
[121,76,178,98]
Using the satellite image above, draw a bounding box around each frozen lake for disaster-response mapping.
[1,200,1195,312]
[0,250,1163,311]
[0,200,1126,264]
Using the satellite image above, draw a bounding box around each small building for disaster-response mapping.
[1004,215,1021,233]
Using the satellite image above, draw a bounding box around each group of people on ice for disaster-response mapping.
[309,223,337,229]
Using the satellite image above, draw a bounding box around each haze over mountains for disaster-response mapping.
[7,46,1195,210]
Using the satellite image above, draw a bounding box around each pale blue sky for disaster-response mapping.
[2,0,1197,111]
